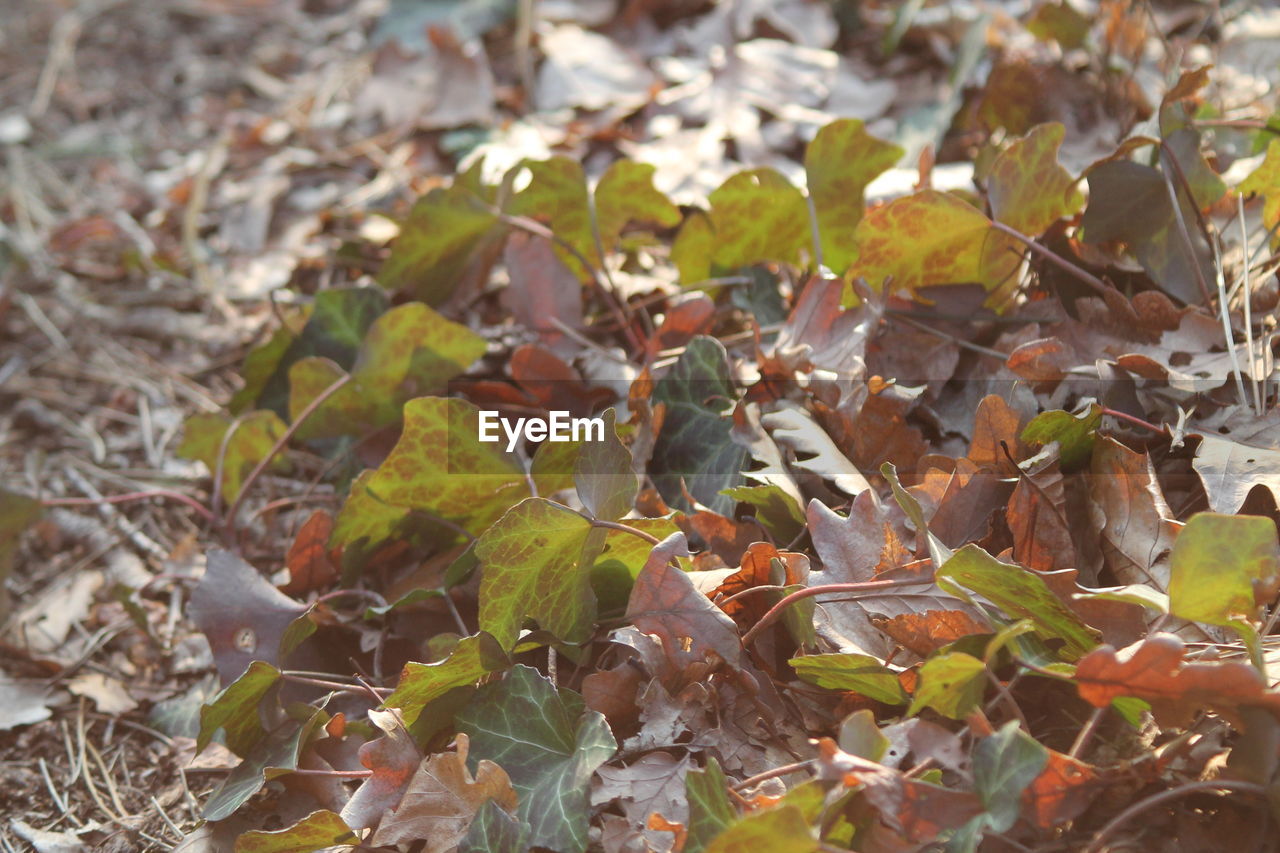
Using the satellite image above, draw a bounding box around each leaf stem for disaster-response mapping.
[731,759,814,791]
[1099,407,1165,436]
[280,672,391,697]
[224,373,352,538]
[42,490,218,526]
[988,220,1113,299]
[1084,779,1266,853]
[286,768,373,778]
[588,518,662,546]
[740,578,930,649]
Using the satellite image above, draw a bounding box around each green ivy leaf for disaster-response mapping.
[1169,513,1280,632]
[594,160,681,252]
[456,665,617,853]
[907,651,988,719]
[838,709,889,761]
[1021,405,1102,470]
[673,211,714,285]
[708,168,810,270]
[805,119,901,273]
[198,661,281,755]
[378,173,503,304]
[573,409,637,521]
[364,397,530,536]
[936,544,1100,659]
[972,720,1048,832]
[685,757,738,853]
[233,809,356,853]
[233,288,389,416]
[382,632,509,727]
[650,336,746,514]
[458,798,530,853]
[987,123,1084,235]
[287,302,485,439]
[177,410,289,504]
[204,709,329,821]
[789,653,908,705]
[705,804,818,852]
[721,484,806,543]
[475,498,601,649]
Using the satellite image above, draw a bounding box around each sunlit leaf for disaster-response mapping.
[855,190,995,294]
[573,408,637,521]
[789,653,907,705]
[705,804,817,852]
[382,632,510,727]
[936,544,1100,659]
[197,661,280,756]
[708,168,810,270]
[233,809,356,853]
[1168,512,1280,630]
[804,119,901,273]
[475,498,600,649]
[987,123,1084,235]
[907,652,988,719]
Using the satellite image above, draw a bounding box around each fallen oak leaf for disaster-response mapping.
[1074,633,1280,727]
[371,733,518,849]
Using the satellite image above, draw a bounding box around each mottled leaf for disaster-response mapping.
[475,498,600,649]
[988,123,1084,235]
[234,809,356,853]
[1168,512,1280,630]
[707,169,810,270]
[365,397,530,535]
[177,410,289,504]
[804,119,901,272]
[855,190,994,294]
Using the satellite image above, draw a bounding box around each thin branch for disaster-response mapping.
[741,578,931,649]
[224,373,352,536]
[1068,706,1106,760]
[731,759,814,791]
[42,490,218,526]
[988,220,1113,298]
[1084,780,1267,853]
[280,672,391,697]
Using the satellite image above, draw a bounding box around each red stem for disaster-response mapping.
[1100,407,1165,436]
[42,490,218,526]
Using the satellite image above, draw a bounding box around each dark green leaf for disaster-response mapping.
[458,798,530,853]
[972,720,1049,832]
[198,661,280,755]
[456,665,616,853]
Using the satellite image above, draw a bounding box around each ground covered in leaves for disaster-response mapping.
[3,0,1280,851]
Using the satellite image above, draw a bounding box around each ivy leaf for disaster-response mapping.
[378,175,503,304]
[804,119,902,273]
[684,757,737,853]
[328,469,411,572]
[707,169,811,270]
[458,798,530,852]
[1021,405,1102,470]
[789,654,908,705]
[936,544,1100,659]
[177,410,289,504]
[1239,137,1280,240]
[204,709,329,821]
[972,721,1049,833]
[474,498,601,649]
[456,665,617,853]
[650,336,746,514]
[854,190,993,295]
[1168,513,1280,633]
[233,809,356,853]
[721,484,806,543]
[197,661,280,755]
[594,160,681,252]
[704,804,817,852]
[231,287,389,415]
[365,397,530,536]
[573,409,637,521]
[987,123,1084,235]
[382,632,510,728]
[288,302,485,440]
[673,211,714,285]
[907,652,988,719]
